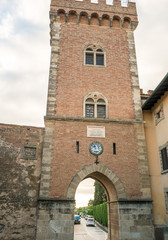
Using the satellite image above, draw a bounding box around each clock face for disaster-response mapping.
[89,142,103,156]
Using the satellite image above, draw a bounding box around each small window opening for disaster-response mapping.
[157,110,161,119]
[86,48,93,51]
[86,104,94,118]
[97,105,106,118]
[86,53,94,65]
[86,98,94,102]
[161,147,168,171]
[97,99,105,103]
[113,143,116,155]
[76,141,79,153]
[84,94,107,119]
[85,45,105,66]
[165,192,168,212]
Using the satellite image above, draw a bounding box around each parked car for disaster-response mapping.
[74,215,80,224]
[85,215,93,220]
[86,217,95,227]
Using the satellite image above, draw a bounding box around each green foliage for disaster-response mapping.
[88,199,94,206]
[93,202,108,227]
[93,181,107,206]
[88,209,93,215]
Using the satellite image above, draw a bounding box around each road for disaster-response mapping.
[74,218,108,240]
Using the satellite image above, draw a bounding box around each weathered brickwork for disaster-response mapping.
[0,124,44,240]
[0,1,155,240]
[49,120,141,199]
[36,0,154,239]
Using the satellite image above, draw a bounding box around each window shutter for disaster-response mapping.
[161,148,168,170]
[86,53,94,65]
[96,54,104,66]
[97,105,106,118]
[86,104,94,118]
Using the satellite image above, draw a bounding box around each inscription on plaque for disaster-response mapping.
[87,126,105,138]
[23,146,36,159]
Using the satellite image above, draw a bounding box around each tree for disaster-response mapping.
[88,199,94,206]
[93,181,107,206]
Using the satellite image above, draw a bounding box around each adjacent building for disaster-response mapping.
[142,73,168,240]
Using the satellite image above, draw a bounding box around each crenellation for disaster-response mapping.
[50,0,138,29]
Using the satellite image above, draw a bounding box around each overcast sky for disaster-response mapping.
[0,0,168,127]
[1,0,168,209]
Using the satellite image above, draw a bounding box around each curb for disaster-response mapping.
[95,220,108,233]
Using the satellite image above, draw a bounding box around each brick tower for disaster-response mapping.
[36,0,155,239]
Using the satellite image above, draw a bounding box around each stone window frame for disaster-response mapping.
[21,145,37,160]
[83,92,108,119]
[154,104,164,125]
[159,142,168,174]
[84,43,106,67]
[164,188,168,213]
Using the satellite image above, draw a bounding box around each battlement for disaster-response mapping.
[50,0,138,31]
[51,0,136,9]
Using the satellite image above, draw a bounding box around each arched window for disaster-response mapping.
[84,44,105,66]
[84,92,108,119]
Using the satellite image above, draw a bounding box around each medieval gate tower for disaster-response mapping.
[36,0,155,239]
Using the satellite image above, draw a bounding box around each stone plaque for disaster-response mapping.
[87,126,105,138]
[23,146,36,159]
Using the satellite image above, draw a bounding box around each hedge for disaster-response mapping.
[93,202,108,227]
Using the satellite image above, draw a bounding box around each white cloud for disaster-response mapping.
[135,0,168,92]
[0,0,50,126]
[75,179,95,208]
[0,0,168,127]
[0,13,14,38]
[16,0,50,26]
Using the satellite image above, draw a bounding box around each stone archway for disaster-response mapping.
[67,164,126,240]
[66,164,126,200]
[36,164,154,240]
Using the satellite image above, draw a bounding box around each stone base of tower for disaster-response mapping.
[118,200,155,240]
[36,199,155,240]
[36,199,75,240]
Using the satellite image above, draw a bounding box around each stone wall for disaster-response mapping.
[0,123,44,240]
[36,200,74,240]
[119,200,154,240]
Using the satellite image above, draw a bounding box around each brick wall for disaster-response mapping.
[55,24,135,120]
[49,120,141,199]
[51,0,138,20]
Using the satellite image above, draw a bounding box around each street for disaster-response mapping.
[74,218,108,240]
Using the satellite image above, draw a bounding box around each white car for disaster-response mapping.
[86,217,95,227]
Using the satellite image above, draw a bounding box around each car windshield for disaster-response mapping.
[88,218,94,221]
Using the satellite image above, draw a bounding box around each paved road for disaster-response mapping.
[74,218,108,240]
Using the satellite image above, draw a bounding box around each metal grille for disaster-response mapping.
[86,104,94,118]
[96,54,104,66]
[97,105,106,118]
[161,147,168,170]
[165,191,168,212]
[86,53,94,65]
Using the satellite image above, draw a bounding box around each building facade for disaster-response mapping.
[0,0,157,240]
[142,73,168,240]
[36,0,154,239]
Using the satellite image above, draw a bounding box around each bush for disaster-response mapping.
[93,202,108,227]
[88,208,93,216]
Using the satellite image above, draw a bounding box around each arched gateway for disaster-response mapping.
[67,164,125,240]
[36,0,155,239]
